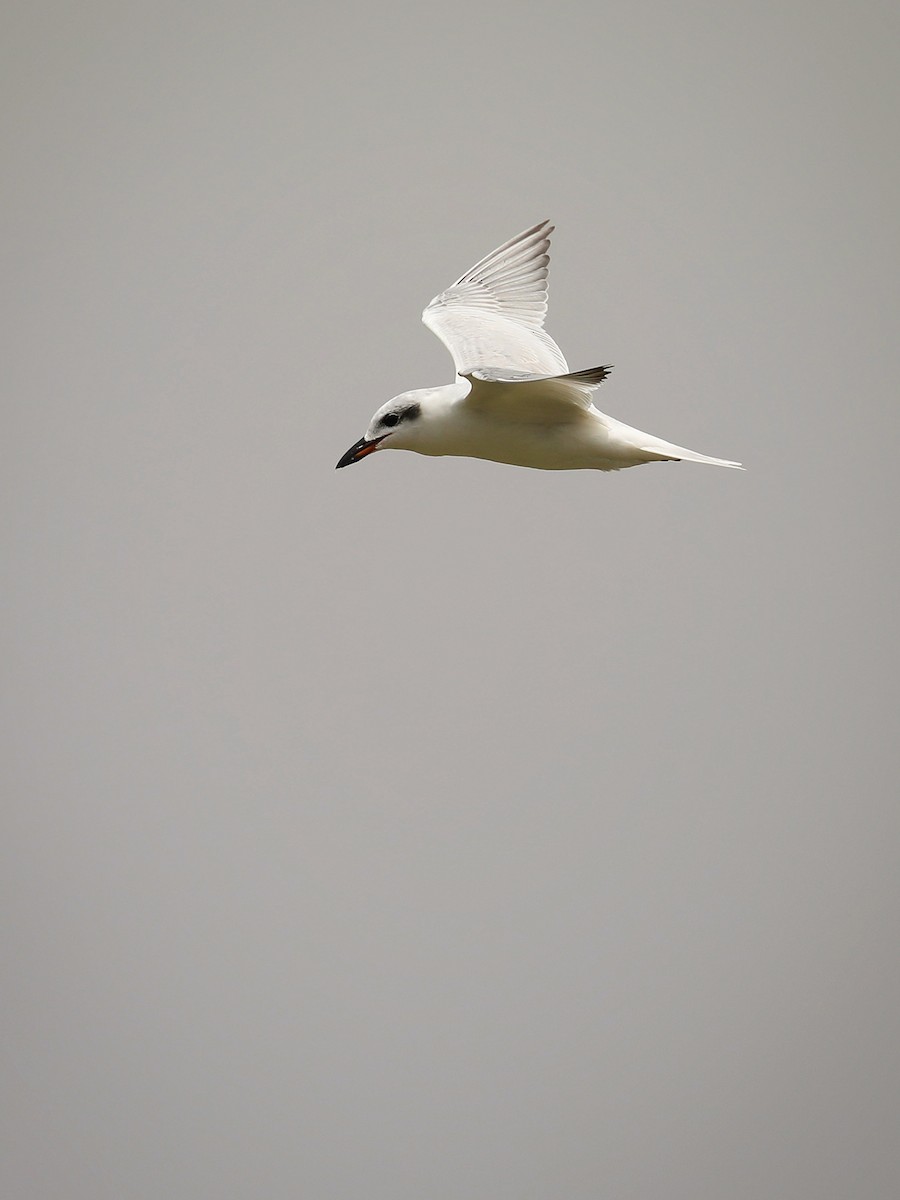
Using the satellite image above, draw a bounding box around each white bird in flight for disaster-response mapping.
[336,221,742,473]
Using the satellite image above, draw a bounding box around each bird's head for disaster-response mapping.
[335,391,431,468]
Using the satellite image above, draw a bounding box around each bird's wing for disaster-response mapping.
[422,220,569,377]
[462,365,613,421]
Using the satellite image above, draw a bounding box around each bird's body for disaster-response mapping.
[336,221,742,473]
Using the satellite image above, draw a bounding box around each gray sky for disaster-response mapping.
[3,2,899,1197]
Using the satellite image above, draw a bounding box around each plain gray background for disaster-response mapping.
[4,2,899,1197]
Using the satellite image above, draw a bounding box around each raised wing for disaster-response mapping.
[423,220,569,377]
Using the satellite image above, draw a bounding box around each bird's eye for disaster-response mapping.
[381,412,401,427]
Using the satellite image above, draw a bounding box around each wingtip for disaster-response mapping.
[517,219,554,243]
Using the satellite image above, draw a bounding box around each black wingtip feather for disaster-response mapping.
[561,365,613,387]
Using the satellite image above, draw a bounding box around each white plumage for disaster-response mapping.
[336,221,742,473]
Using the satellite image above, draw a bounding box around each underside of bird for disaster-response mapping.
[455,369,743,471]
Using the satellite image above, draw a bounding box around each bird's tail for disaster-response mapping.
[595,411,743,470]
[622,427,743,469]
[643,441,744,469]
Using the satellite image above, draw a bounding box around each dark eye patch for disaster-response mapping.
[381,403,421,429]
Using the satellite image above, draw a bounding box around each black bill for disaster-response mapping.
[335,437,382,469]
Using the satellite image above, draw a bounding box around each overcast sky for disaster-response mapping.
[4,2,899,1197]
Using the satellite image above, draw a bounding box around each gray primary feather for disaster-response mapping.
[469,365,613,387]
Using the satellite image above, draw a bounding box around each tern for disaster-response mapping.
[336,221,742,473]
